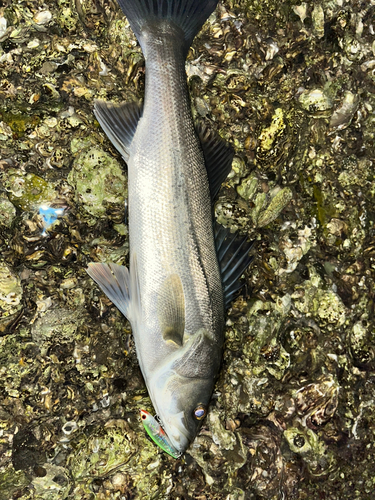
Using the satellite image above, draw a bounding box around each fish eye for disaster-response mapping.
[193,404,207,420]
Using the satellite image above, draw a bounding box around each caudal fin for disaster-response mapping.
[117,0,218,52]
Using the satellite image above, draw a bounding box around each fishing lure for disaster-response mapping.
[140,410,182,459]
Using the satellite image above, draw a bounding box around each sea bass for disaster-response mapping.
[87,0,253,457]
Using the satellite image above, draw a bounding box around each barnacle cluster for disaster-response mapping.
[67,147,127,225]
[0,262,23,332]
[0,0,375,498]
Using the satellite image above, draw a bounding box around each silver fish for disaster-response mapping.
[87,0,253,456]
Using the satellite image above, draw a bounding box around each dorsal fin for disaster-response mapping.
[196,123,234,200]
[157,274,185,347]
[94,100,143,162]
[214,223,255,308]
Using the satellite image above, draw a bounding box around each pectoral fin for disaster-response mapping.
[157,274,185,347]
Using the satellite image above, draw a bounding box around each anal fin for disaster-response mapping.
[215,223,255,309]
[196,123,234,200]
[86,253,141,325]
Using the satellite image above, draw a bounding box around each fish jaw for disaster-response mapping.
[159,410,191,455]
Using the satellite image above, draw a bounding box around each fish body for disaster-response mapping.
[127,12,224,398]
[87,0,253,456]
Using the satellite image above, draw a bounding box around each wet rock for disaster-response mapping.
[1,0,375,497]
[0,194,16,228]
[32,464,70,500]
[31,307,87,346]
[3,170,58,212]
[67,147,126,225]
[0,262,23,333]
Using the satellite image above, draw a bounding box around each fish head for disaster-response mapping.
[148,328,221,454]
[151,373,213,454]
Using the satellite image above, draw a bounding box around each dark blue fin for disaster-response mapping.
[215,224,255,309]
[196,123,234,200]
[94,101,142,162]
[116,0,218,53]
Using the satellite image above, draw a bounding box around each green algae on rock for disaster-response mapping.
[31,307,87,346]
[236,169,293,228]
[292,266,347,328]
[4,170,58,211]
[0,468,31,500]
[67,147,127,225]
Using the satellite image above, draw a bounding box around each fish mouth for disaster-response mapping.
[152,409,190,455]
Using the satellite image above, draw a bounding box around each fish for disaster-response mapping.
[86,0,254,457]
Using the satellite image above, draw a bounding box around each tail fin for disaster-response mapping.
[117,0,218,51]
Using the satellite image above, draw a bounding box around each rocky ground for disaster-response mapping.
[0,0,375,498]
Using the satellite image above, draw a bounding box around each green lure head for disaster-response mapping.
[140,410,181,459]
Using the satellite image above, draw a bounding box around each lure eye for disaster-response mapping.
[140,410,147,420]
[193,404,207,420]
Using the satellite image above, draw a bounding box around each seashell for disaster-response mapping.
[62,421,78,436]
[298,88,333,114]
[329,91,359,130]
[264,38,279,61]
[34,10,53,26]
[0,262,23,333]
[0,16,7,38]
[293,3,308,22]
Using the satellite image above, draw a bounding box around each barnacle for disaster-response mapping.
[67,147,127,225]
[0,262,23,333]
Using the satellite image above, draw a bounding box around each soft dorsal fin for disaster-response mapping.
[86,253,142,326]
[196,123,234,200]
[94,100,143,162]
[215,223,255,309]
[157,274,185,347]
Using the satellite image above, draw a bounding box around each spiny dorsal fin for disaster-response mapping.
[214,223,255,309]
[94,100,142,162]
[158,274,185,347]
[196,123,234,200]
